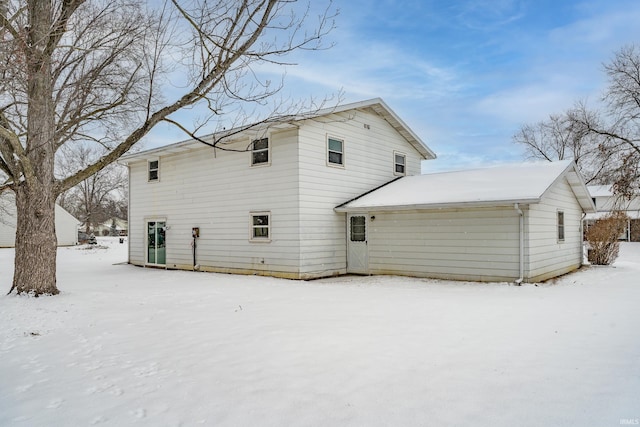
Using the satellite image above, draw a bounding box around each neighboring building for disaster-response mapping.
[93,218,128,236]
[120,98,594,283]
[0,194,80,247]
[336,160,594,283]
[586,185,640,241]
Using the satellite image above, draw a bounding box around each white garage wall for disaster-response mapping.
[527,177,584,281]
[366,207,522,282]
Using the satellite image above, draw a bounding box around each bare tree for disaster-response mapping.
[56,145,127,232]
[514,45,640,197]
[512,111,611,184]
[574,45,640,198]
[0,0,336,295]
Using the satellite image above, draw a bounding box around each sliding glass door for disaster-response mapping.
[147,220,166,266]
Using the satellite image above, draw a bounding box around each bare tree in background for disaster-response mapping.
[513,45,640,197]
[571,46,640,199]
[56,145,127,233]
[512,111,612,184]
[0,0,336,295]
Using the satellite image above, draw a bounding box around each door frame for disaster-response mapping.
[145,218,167,266]
[347,213,369,274]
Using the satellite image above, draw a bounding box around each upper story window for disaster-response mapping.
[394,152,406,176]
[251,138,270,166]
[328,137,344,166]
[250,212,271,242]
[557,211,565,242]
[148,160,159,182]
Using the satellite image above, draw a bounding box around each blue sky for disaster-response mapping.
[146,0,640,172]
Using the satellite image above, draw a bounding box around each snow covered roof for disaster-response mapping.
[336,160,595,212]
[119,98,435,163]
[587,185,613,198]
[585,210,640,220]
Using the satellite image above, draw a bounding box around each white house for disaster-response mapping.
[336,160,594,283]
[0,194,80,247]
[93,218,128,236]
[586,185,640,241]
[120,98,594,283]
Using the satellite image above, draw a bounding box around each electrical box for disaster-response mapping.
[192,227,200,238]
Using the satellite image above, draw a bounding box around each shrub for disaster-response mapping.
[585,211,628,265]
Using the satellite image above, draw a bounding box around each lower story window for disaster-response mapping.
[557,211,565,241]
[251,212,270,241]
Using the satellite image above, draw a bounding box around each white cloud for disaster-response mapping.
[452,0,526,31]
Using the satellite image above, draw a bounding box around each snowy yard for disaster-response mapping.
[1,239,639,427]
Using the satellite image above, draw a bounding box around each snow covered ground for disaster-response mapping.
[1,238,639,427]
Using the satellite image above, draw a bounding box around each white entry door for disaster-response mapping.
[347,214,368,274]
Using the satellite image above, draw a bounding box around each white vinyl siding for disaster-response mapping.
[297,108,426,277]
[126,105,429,279]
[366,208,521,282]
[527,177,583,281]
[128,128,301,276]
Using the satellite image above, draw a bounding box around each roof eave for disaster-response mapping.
[540,161,596,213]
[335,198,539,213]
[367,99,436,160]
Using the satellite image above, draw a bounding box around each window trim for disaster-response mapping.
[250,137,271,167]
[250,211,271,242]
[557,210,565,242]
[148,159,159,182]
[393,151,407,176]
[327,136,345,168]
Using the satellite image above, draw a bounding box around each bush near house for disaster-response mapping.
[586,211,628,265]
[630,219,640,242]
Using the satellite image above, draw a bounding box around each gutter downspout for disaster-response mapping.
[514,203,524,285]
[581,212,587,264]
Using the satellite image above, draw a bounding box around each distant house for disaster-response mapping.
[586,185,640,241]
[0,193,80,247]
[93,218,128,236]
[120,98,594,283]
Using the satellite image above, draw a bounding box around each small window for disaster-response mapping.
[250,212,270,241]
[557,211,565,241]
[328,137,344,166]
[350,216,366,242]
[394,152,406,175]
[148,160,159,181]
[251,138,269,166]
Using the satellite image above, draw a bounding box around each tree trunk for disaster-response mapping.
[9,0,59,296]
[12,186,58,295]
